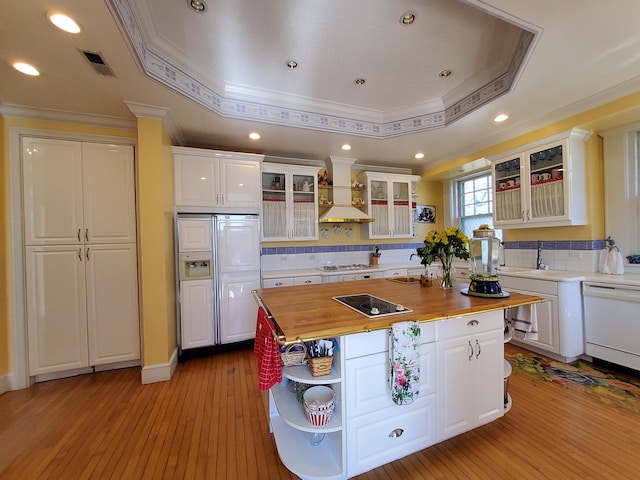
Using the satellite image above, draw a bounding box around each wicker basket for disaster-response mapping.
[307,354,333,377]
[280,343,307,367]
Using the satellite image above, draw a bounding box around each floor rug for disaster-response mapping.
[505,345,640,413]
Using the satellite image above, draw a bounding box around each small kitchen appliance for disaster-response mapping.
[465,225,503,297]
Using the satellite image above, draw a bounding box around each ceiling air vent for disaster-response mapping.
[80,49,115,76]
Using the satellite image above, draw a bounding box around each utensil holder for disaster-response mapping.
[307,354,333,377]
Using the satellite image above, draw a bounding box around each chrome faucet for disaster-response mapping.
[536,241,544,269]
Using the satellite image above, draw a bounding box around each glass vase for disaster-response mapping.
[439,254,455,290]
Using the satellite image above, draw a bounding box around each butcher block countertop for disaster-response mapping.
[254,278,542,344]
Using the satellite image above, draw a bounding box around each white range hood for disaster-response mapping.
[318,157,373,223]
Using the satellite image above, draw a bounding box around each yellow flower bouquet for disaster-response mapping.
[413,227,469,289]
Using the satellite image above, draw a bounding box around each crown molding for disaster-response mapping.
[0,104,136,130]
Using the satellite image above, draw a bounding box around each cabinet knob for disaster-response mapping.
[388,428,404,438]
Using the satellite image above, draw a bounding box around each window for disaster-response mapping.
[456,172,502,240]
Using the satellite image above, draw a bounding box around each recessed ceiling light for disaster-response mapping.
[48,13,81,33]
[286,60,298,69]
[13,62,40,76]
[439,69,453,78]
[400,12,416,26]
[249,132,261,140]
[354,78,366,86]
[415,153,425,159]
[189,0,207,12]
[341,144,352,151]
[494,113,509,123]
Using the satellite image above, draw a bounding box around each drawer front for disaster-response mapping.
[261,277,293,288]
[344,322,436,359]
[436,311,502,341]
[292,275,322,286]
[499,275,558,295]
[347,395,436,478]
[346,342,436,418]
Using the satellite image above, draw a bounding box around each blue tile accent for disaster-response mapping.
[570,240,589,250]
[259,239,608,255]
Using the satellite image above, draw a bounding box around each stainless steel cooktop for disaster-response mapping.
[332,293,412,318]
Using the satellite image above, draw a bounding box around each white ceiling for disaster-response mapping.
[2,0,640,173]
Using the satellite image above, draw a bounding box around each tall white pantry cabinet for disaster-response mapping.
[22,138,140,377]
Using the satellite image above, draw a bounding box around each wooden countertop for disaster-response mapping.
[254,278,542,344]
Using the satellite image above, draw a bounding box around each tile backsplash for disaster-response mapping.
[261,240,609,273]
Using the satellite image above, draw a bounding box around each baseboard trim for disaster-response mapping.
[141,347,178,384]
[0,372,17,395]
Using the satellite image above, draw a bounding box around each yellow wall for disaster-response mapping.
[423,92,640,242]
[136,117,176,366]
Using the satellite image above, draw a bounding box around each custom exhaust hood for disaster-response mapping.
[318,157,373,223]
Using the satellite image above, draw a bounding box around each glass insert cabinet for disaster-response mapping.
[491,129,591,229]
[356,172,419,239]
[261,164,319,240]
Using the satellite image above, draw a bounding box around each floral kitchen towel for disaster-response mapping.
[389,321,421,405]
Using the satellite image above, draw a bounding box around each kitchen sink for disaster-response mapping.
[387,276,421,284]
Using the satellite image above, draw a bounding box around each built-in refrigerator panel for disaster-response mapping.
[215,215,261,344]
[177,214,260,350]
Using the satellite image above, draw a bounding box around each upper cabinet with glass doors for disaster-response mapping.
[261,164,319,241]
[492,128,591,229]
[356,172,420,239]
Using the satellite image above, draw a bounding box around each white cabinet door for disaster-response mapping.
[180,279,214,350]
[25,246,89,375]
[174,152,219,207]
[178,219,212,251]
[216,216,261,273]
[220,159,261,208]
[436,314,504,441]
[22,138,84,245]
[174,147,263,210]
[85,244,140,365]
[219,271,261,344]
[82,143,136,244]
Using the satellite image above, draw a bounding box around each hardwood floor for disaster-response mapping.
[1,344,639,479]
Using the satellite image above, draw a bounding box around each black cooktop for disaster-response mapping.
[332,293,412,318]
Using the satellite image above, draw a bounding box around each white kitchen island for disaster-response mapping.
[255,280,540,479]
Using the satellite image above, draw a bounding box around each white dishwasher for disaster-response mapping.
[583,282,640,371]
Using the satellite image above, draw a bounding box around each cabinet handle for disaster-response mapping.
[85,228,89,242]
[78,248,82,261]
[77,228,81,242]
[216,193,220,205]
[468,340,474,361]
[221,193,225,205]
[526,210,530,221]
[275,282,283,286]
[388,428,404,438]
[467,319,479,326]
[475,339,481,359]
[304,280,312,284]
[86,247,90,261]
[521,210,525,221]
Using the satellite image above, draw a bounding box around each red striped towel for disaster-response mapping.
[254,307,282,390]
